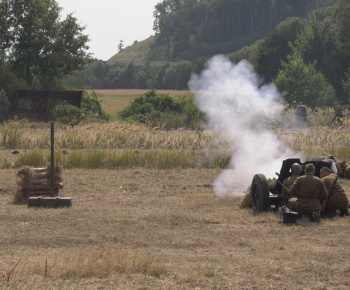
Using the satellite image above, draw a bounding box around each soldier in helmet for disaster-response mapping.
[288,163,328,222]
[332,102,344,126]
[282,163,302,204]
[294,102,307,127]
[320,166,349,216]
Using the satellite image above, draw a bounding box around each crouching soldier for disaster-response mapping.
[288,164,328,222]
[282,163,302,204]
[320,166,349,216]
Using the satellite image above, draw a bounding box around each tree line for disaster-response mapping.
[62,60,202,91]
[152,0,336,61]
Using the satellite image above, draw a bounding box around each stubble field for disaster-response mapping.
[1,90,350,289]
[1,165,350,289]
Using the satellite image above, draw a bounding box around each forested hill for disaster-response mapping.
[148,0,337,61]
[65,0,350,107]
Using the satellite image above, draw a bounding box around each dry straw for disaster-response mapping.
[15,164,63,202]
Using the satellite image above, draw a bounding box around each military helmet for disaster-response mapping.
[305,163,315,173]
[298,102,303,105]
[291,163,302,175]
[320,166,331,173]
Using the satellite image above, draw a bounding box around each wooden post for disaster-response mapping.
[51,121,55,197]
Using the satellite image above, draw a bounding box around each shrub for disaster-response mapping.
[15,150,46,167]
[118,90,205,129]
[81,90,110,121]
[53,105,86,125]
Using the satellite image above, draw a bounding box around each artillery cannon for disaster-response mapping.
[250,158,332,214]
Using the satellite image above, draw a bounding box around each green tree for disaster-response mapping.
[162,66,177,89]
[0,0,91,89]
[117,63,136,88]
[274,54,335,107]
[153,63,169,89]
[333,0,350,59]
[290,9,349,100]
[250,17,306,82]
[133,71,148,89]
[118,40,124,52]
[174,61,192,90]
[342,72,350,102]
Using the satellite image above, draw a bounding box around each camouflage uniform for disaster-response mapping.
[288,170,328,218]
[321,174,349,215]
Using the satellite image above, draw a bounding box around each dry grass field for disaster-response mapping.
[1,165,350,289]
[1,90,350,289]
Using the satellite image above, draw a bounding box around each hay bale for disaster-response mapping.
[46,164,63,182]
[14,165,64,202]
[16,166,33,181]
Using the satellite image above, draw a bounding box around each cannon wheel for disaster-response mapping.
[250,174,270,213]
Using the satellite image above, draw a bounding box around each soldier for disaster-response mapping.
[320,166,349,216]
[282,163,302,204]
[288,163,328,222]
[332,102,344,126]
[294,102,307,127]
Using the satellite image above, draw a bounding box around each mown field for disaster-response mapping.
[1,90,350,289]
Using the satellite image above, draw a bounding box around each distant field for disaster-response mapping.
[94,89,194,119]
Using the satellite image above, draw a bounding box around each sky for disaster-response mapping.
[56,0,161,61]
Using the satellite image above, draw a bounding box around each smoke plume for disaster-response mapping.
[189,55,299,196]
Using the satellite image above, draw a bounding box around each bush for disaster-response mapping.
[118,90,205,129]
[53,105,86,125]
[81,90,110,121]
[15,150,46,167]
[274,55,336,108]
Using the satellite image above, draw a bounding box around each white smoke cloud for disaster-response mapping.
[189,55,300,196]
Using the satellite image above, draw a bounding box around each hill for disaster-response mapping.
[108,36,155,63]
[106,0,336,63]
